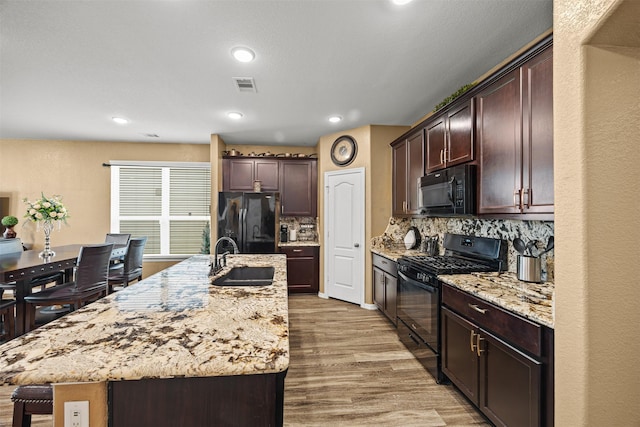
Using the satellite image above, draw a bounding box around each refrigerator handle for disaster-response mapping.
[238,207,244,253]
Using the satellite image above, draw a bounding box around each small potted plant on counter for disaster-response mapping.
[1,215,19,238]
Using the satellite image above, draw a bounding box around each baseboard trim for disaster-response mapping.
[318,292,328,299]
[361,303,378,311]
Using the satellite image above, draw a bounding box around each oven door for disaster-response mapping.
[397,271,439,351]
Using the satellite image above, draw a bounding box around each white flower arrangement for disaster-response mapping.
[23,193,69,224]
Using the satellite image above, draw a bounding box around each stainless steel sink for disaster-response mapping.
[212,266,275,287]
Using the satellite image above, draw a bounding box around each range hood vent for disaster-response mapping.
[233,77,257,93]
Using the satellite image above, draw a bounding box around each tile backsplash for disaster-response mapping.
[279,216,318,242]
[372,217,555,281]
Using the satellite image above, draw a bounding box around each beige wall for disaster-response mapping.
[0,139,210,276]
[555,0,640,424]
[317,125,408,303]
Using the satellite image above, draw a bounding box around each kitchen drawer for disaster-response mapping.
[279,246,316,257]
[372,253,397,276]
[442,284,542,357]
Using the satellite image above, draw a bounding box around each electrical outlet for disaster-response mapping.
[64,400,89,427]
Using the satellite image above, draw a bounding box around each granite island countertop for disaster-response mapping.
[438,272,554,328]
[0,254,289,386]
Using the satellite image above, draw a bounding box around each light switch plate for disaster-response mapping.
[64,400,89,427]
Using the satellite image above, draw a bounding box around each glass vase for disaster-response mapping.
[39,220,56,258]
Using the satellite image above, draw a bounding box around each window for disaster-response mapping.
[110,161,211,258]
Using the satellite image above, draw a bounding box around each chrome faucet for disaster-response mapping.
[213,237,239,273]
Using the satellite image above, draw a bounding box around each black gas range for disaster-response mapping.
[396,233,506,383]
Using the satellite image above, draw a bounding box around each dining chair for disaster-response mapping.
[23,243,114,332]
[11,384,53,427]
[0,298,16,342]
[107,236,147,294]
[105,233,131,263]
[0,239,63,300]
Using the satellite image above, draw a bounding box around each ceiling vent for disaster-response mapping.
[233,77,257,93]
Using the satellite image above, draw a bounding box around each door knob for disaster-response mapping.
[354,243,360,247]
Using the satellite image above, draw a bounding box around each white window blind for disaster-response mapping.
[110,162,211,257]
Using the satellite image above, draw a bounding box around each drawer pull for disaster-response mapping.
[292,249,303,253]
[468,303,488,314]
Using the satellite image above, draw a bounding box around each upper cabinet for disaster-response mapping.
[477,45,553,216]
[222,157,317,217]
[392,129,424,216]
[425,99,474,174]
[279,160,317,217]
[223,158,279,192]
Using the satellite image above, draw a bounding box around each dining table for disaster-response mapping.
[0,243,127,337]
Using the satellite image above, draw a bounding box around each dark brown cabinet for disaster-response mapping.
[425,99,474,173]
[441,284,554,427]
[372,253,397,325]
[222,157,317,217]
[222,158,279,192]
[280,246,319,293]
[279,160,317,217]
[477,45,553,216]
[392,130,424,216]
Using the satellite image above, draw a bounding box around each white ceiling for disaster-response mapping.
[0,0,552,147]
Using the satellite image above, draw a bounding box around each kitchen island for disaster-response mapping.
[0,254,289,426]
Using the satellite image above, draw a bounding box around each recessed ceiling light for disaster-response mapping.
[328,115,342,123]
[112,117,129,125]
[231,47,255,63]
[391,0,413,4]
[227,112,244,120]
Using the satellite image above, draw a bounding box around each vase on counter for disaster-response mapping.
[39,220,56,258]
[2,225,16,239]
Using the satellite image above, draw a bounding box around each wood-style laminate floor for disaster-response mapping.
[0,295,488,426]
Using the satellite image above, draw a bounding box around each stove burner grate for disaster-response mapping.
[399,255,499,276]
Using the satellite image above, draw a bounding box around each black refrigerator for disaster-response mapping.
[217,192,279,254]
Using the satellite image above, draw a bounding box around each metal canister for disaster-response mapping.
[517,255,542,283]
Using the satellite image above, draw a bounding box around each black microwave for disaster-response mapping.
[418,164,476,216]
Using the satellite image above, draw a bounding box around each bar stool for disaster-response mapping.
[0,299,15,341]
[11,384,53,427]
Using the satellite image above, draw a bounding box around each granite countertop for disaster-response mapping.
[438,272,554,329]
[0,254,289,386]
[278,241,320,247]
[371,246,423,261]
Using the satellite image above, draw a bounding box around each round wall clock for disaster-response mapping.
[330,135,358,166]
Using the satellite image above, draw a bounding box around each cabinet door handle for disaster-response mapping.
[470,330,477,353]
[476,334,485,357]
[440,149,444,164]
[513,189,520,208]
[468,303,488,314]
[523,188,530,208]
[519,188,524,210]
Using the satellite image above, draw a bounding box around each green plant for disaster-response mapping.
[1,215,18,227]
[434,82,477,112]
[200,222,211,254]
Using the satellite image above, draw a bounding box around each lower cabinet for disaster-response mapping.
[441,284,553,426]
[279,246,319,294]
[372,254,397,325]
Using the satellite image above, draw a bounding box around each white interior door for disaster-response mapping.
[324,168,365,305]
